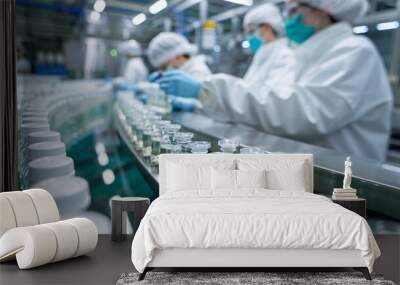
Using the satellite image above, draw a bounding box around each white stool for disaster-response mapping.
[27,156,75,185]
[0,190,97,269]
[33,176,91,214]
[27,141,66,162]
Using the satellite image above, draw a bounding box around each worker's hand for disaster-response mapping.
[148,72,162,82]
[138,94,148,104]
[157,70,201,98]
[169,96,195,112]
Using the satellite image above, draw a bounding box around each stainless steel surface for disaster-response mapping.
[172,112,400,190]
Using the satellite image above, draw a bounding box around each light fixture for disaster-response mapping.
[224,0,253,6]
[95,142,106,154]
[93,0,106,13]
[376,21,399,31]
[102,169,115,185]
[132,13,146,25]
[110,48,118,57]
[98,153,109,166]
[149,0,168,14]
[353,25,368,34]
[241,40,250,49]
[89,11,101,23]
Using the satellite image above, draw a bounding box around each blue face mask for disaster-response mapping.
[247,35,263,54]
[285,15,316,44]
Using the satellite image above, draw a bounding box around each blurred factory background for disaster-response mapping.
[5,0,400,237]
[14,0,398,78]
[15,0,400,161]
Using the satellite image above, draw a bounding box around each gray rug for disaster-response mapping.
[116,272,395,285]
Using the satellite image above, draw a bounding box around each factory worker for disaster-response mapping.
[157,0,393,161]
[148,32,211,80]
[119,39,148,85]
[243,3,294,86]
[147,32,212,111]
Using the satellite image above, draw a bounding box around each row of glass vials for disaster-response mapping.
[115,93,269,168]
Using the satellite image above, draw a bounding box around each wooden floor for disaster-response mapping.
[1,235,399,285]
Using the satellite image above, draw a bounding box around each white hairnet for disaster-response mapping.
[297,0,369,22]
[119,40,142,56]
[243,3,285,36]
[147,32,197,68]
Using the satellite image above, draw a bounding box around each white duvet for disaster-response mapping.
[131,190,380,273]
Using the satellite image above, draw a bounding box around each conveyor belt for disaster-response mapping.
[113,107,400,221]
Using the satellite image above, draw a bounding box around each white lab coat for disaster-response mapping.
[199,22,393,161]
[179,55,212,80]
[123,57,148,84]
[243,38,294,87]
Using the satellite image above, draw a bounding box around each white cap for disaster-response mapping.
[243,3,285,36]
[297,0,369,22]
[119,39,142,56]
[147,32,197,68]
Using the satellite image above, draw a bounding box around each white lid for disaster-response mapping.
[22,111,48,118]
[22,116,49,124]
[28,156,75,185]
[27,141,66,162]
[21,123,50,135]
[33,176,91,213]
[61,211,111,234]
[27,131,61,145]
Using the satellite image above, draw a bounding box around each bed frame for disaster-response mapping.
[138,154,372,281]
[139,248,371,280]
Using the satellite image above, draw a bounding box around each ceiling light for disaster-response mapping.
[89,11,101,23]
[224,0,253,6]
[376,21,399,31]
[93,0,106,13]
[353,25,368,34]
[241,40,250,49]
[149,0,168,14]
[132,13,146,25]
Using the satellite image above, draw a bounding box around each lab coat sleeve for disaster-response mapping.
[198,45,374,141]
[124,66,140,84]
[261,49,295,88]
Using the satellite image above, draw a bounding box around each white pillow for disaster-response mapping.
[211,168,236,190]
[236,169,267,189]
[267,166,306,191]
[237,158,309,192]
[167,163,211,192]
[211,169,267,191]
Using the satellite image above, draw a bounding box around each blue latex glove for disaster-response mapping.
[157,70,201,98]
[148,72,162,82]
[138,94,148,104]
[169,96,195,112]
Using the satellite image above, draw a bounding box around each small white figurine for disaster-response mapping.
[343,157,352,189]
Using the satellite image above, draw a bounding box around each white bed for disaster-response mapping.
[131,154,380,280]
